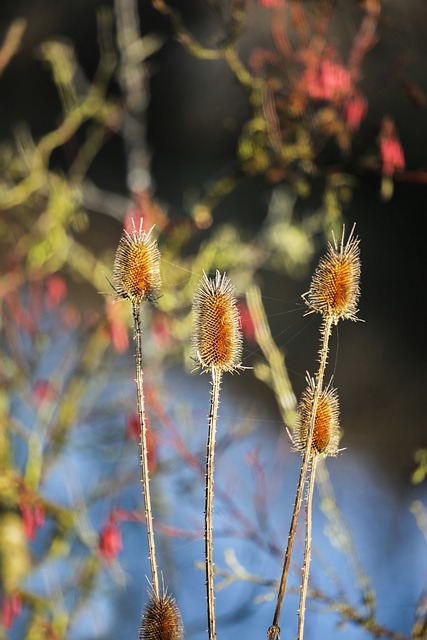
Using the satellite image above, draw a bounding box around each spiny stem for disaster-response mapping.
[268,316,333,640]
[205,366,222,640]
[133,300,160,599]
[298,455,317,640]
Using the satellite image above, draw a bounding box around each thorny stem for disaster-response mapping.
[205,366,222,640]
[268,315,333,640]
[298,456,318,640]
[133,300,160,599]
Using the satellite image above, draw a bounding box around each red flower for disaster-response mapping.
[33,379,55,406]
[150,312,171,348]
[105,300,129,353]
[1,593,22,629]
[258,0,283,7]
[379,117,405,176]
[20,500,45,540]
[238,301,256,343]
[320,60,352,100]
[45,274,67,311]
[126,413,157,473]
[344,92,368,131]
[98,517,123,562]
[127,413,140,441]
[302,59,352,102]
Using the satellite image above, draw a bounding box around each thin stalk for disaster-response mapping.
[268,316,333,640]
[298,456,318,640]
[205,366,222,640]
[133,299,160,599]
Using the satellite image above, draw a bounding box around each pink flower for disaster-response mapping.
[98,517,123,562]
[238,301,256,343]
[344,92,368,131]
[33,379,54,406]
[258,0,283,7]
[302,59,352,102]
[150,312,171,348]
[105,300,129,353]
[1,593,22,629]
[379,117,405,176]
[320,60,352,100]
[20,500,45,540]
[45,274,67,311]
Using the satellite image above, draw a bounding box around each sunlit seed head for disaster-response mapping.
[192,271,243,373]
[139,591,184,640]
[294,379,341,457]
[113,220,161,304]
[303,226,361,324]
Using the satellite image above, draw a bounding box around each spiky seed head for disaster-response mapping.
[303,226,361,324]
[192,270,243,373]
[139,591,184,640]
[294,379,341,457]
[113,220,161,304]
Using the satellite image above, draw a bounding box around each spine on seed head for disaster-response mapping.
[294,378,341,458]
[113,221,161,305]
[192,270,243,373]
[139,591,184,640]
[303,226,361,324]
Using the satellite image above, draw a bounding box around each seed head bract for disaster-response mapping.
[139,591,184,640]
[303,226,361,324]
[192,270,243,373]
[113,220,161,304]
[294,378,341,457]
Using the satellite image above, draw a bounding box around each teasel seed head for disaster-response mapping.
[294,378,341,457]
[139,591,184,640]
[192,270,243,373]
[303,225,361,324]
[113,220,161,305]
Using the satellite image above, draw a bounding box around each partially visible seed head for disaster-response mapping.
[303,225,361,324]
[113,220,161,304]
[139,591,184,640]
[192,271,243,373]
[294,379,341,457]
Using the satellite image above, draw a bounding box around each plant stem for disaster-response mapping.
[268,316,333,640]
[205,366,222,640]
[133,300,160,599]
[298,455,317,640]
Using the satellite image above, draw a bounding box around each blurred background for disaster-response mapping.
[0,1,426,639]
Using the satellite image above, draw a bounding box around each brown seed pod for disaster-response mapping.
[139,591,184,640]
[294,379,341,457]
[113,221,161,304]
[303,226,361,324]
[192,271,243,373]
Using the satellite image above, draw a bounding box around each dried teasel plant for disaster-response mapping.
[113,219,183,639]
[139,589,184,640]
[192,271,243,640]
[293,377,341,640]
[268,225,361,640]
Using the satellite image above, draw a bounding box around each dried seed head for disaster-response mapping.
[303,226,361,323]
[139,591,184,640]
[192,271,243,373]
[294,379,341,457]
[113,220,161,304]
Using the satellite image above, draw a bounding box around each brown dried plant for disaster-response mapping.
[113,219,183,640]
[192,271,243,640]
[268,225,361,640]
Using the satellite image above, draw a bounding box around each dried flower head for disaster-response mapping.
[294,379,341,457]
[303,226,361,323]
[113,220,161,304]
[139,591,184,640]
[192,271,243,373]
